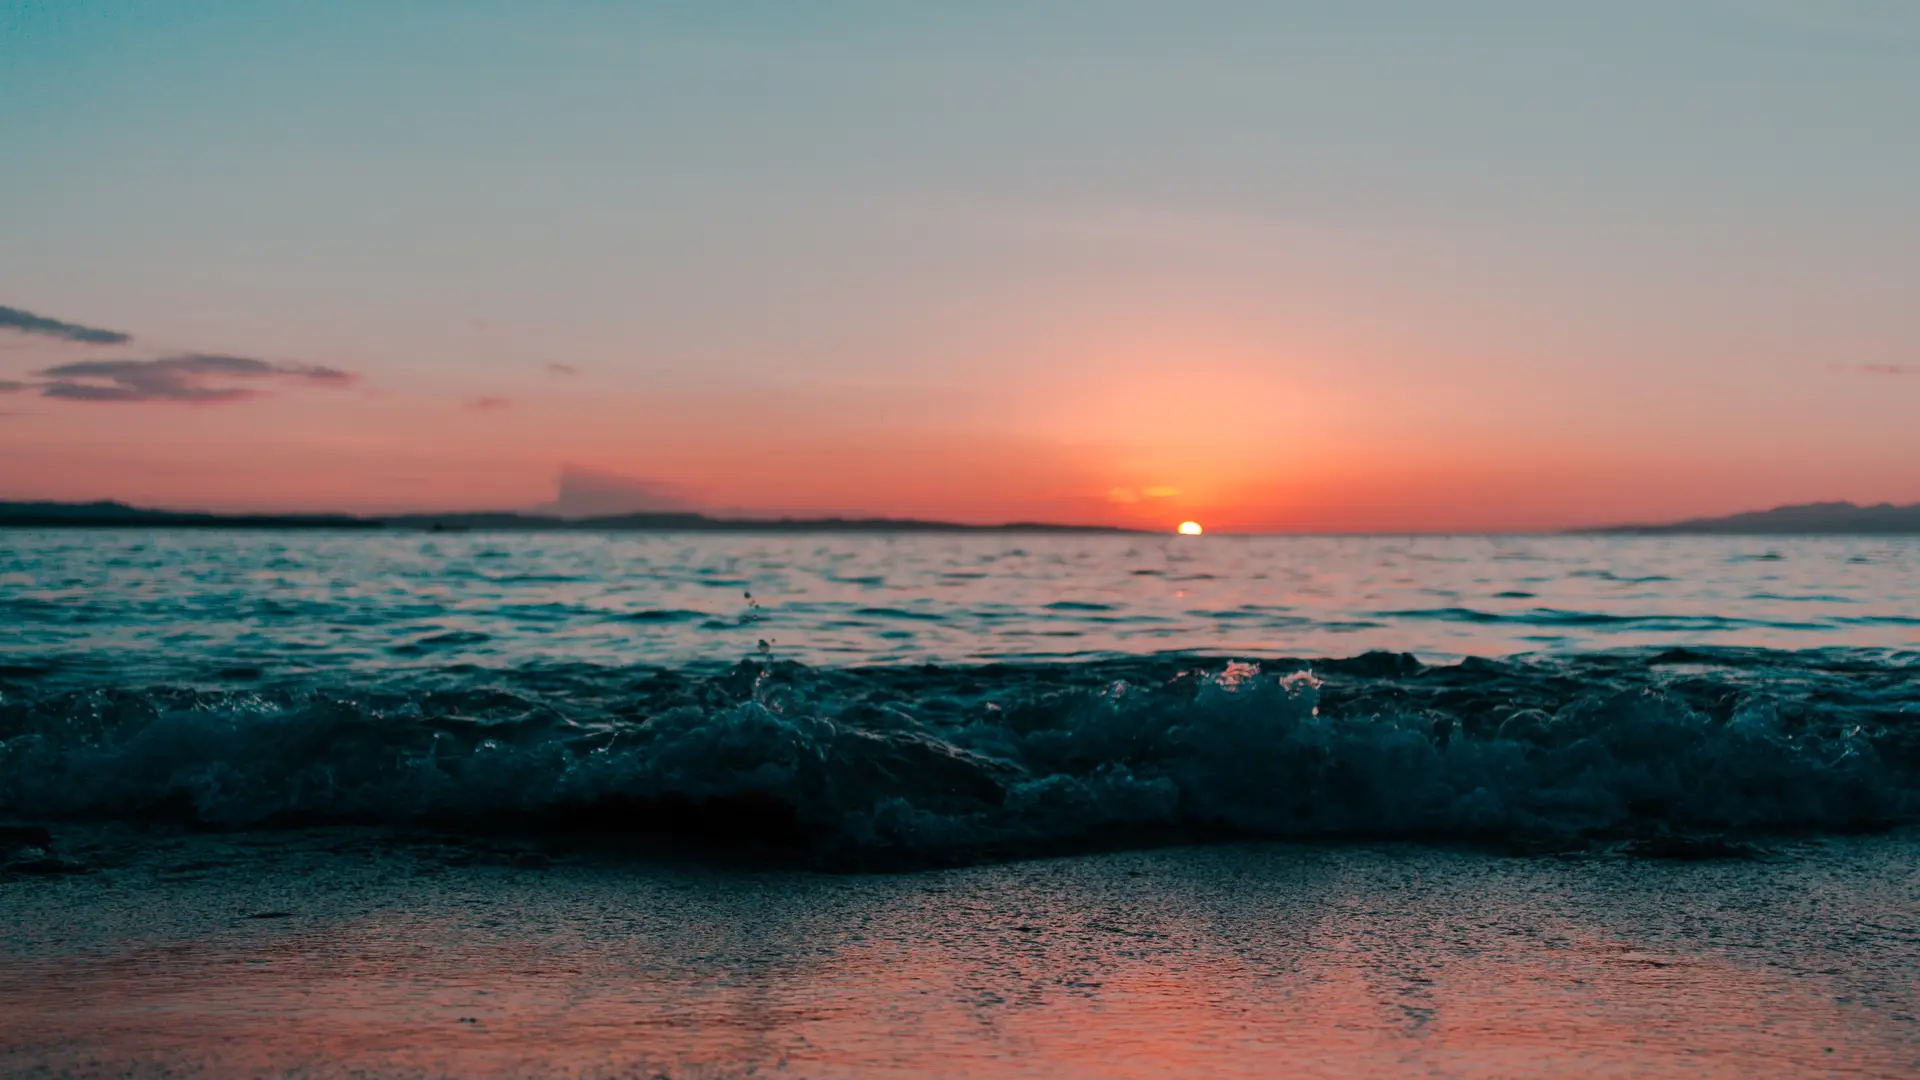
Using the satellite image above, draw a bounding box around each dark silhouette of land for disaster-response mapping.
[0,501,379,529]
[1582,501,1920,535]
[7,498,1918,535]
[0,500,1137,534]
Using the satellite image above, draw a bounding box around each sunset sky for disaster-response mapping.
[3,1,1917,531]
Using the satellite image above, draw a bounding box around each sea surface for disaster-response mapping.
[3,529,1918,1077]
[6,530,1918,675]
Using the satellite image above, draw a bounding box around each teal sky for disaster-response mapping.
[2,1,1917,528]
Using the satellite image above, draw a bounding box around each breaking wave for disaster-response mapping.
[4,648,1918,866]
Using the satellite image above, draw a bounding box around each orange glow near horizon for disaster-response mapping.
[4,377,1916,532]
[3,294,1918,532]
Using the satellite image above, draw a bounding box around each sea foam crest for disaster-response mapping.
[2,650,1915,864]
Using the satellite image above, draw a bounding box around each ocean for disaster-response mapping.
[3,530,1917,1077]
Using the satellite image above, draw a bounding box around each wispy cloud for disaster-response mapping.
[0,380,27,394]
[465,395,512,411]
[33,354,355,403]
[1831,363,1917,376]
[547,362,580,376]
[0,305,132,345]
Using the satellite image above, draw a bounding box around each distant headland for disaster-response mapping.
[1580,501,1920,535]
[0,500,1138,534]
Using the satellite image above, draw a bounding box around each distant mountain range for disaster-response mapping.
[0,500,1136,534]
[1583,501,1920,535]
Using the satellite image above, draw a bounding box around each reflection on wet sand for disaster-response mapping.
[2,831,1915,1078]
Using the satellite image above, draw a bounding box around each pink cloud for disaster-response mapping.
[33,354,355,404]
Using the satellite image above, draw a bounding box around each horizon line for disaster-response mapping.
[3,497,1918,537]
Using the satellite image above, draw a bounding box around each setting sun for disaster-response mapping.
[1177,521,1203,536]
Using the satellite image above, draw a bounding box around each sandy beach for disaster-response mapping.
[5,825,1916,1078]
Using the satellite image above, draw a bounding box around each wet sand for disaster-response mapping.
[3,827,1917,1078]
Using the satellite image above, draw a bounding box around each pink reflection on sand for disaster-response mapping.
[3,838,1912,1078]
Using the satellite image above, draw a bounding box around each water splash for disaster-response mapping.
[4,648,1914,866]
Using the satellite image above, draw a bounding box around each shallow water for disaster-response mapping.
[2,828,1916,1078]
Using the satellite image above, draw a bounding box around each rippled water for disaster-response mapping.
[4,530,1917,678]
[4,528,1919,866]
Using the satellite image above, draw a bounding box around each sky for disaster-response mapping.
[2,0,1917,532]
